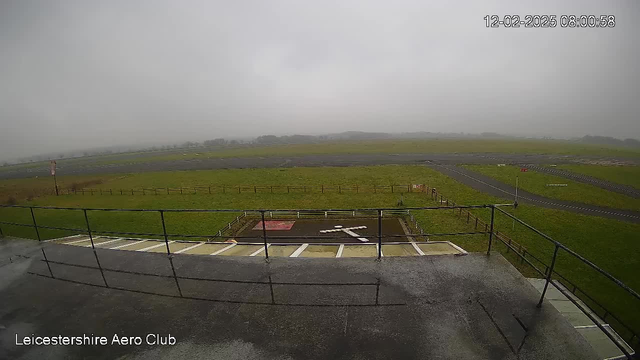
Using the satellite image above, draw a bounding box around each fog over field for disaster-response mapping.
[0,0,639,161]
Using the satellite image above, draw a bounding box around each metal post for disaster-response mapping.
[83,209,96,249]
[0,223,4,237]
[53,173,59,196]
[160,210,171,255]
[30,207,41,241]
[261,211,269,260]
[487,206,495,255]
[208,186,211,194]
[538,245,560,307]
[377,209,382,260]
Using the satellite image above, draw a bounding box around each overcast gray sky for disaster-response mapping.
[1,0,638,160]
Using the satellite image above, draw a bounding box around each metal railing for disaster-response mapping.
[424,188,639,358]
[0,202,637,357]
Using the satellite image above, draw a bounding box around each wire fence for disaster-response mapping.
[53,184,430,196]
[0,192,638,356]
[425,187,639,357]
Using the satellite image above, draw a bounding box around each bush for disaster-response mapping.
[5,196,18,205]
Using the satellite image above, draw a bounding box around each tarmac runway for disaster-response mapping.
[427,163,640,224]
[2,152,638,180]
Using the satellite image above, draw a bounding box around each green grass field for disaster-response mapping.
[93,139,640,166]
[558,164,640,189]
[463,165,640,211]
[0,164,638,340]
[3,138,639,172]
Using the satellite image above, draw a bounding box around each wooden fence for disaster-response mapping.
[58,184,429,196]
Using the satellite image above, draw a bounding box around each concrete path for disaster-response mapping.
[427,164,640,224]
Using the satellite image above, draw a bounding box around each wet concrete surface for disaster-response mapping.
[0,238,600,360]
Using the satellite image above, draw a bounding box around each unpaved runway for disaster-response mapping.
[428,163,640,224]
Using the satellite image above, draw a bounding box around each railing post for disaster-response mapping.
[487,206,495,255]
[30,207,41,241]
[377,209,382,260]
[538,244,560,308]
[160,210,171,255]
[83,209,96,249]
[261,211,269,260]
[0,222,4,237]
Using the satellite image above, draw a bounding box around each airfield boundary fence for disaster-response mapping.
[0,200,638,357]
[54,184,429,196]
[425,188,639,357]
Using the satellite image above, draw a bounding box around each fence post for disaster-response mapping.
[475,217,478,229]
[487,206,495,255]
[321,184,324,193]
[261,211,269,260]
[0,222,3,237]
[154,188,158,195]
[131,189,134,195]
[270,186,273,193]
[538,244,560,307]
[254,186,257,193]
[180,187,183,195]
[391,185,394,193]
[466,211,470,223]
[29,207,41,241]
[160,210,171,255]
[110,189,113,195]
[377,209,382,260]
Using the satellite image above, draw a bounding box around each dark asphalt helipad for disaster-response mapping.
[0,237,599,360]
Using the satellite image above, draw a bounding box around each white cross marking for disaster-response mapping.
[320,225,369,242]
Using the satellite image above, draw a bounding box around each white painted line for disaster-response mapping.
[447,241,469,256]
[210,243,236,255]
[411,242,426,256]
[85,238,123,248]
[175,242,205,254]
[343,229,369,242]
[63,237,93,245]
[250,244,270,256]
[138,241,174,252]
[290,244,309,258]
[336,244,344,258]
[574,324,610,329]
[320,226,367,233]
[111,240,147,249]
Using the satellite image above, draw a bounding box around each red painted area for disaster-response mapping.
[252,221,296,231]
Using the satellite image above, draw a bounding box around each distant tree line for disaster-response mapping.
[579,135,640,148]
